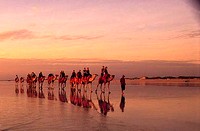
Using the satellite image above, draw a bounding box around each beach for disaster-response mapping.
[0,80,200,131]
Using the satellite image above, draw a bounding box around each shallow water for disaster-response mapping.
[0,81,200,131]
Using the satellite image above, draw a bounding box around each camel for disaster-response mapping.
[58,75,68,90]
[97,74,115,93]
[70,74,98,92]
[15,75,19,83]
[82,74,98,92]
[38,76,45,90]
[15,75,19,93]
[26,73,37,88]
[47,74,59,88]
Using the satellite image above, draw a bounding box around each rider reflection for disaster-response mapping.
[48,88,55,100]
[59,88,68,103]
[96,92,114,116]
[120,94,125,112]
[39,88,45,99]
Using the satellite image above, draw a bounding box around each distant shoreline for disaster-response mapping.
[126,78,200,87]
[0,80,14,81]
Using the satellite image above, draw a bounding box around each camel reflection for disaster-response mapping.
[120,94,125,112]
[96,92,114,116]
[39,89,45,99]
[15,75,19,94]
[48,88,55,100]
[20,77,25,93]
[70,88,97,110]
[59,88,68,103]
[27,85,37,98]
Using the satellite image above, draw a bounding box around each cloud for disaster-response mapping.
[55,35,103,40]
[0,29,103,41]
[168,29,200,40]
[0,29,35,41]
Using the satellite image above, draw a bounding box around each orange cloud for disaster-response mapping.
[0,29,35,41]
[168,29,200,40]
[0,29,103,41]
[55,35,103,40]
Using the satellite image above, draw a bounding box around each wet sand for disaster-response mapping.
[0,81,200,131]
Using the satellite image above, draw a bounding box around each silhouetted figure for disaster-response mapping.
[120,75,126,94]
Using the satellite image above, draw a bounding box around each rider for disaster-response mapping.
[77,70,82,79]
[39,72,44,78]
[101,66,105,74]
[103,66,109,80]
[71,70,76,79]
[83,68,87,78]
[77,70,82,83]
[60,71,65,78]
[86,67,92,77]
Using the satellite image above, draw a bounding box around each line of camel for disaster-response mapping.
[15,72,115,93]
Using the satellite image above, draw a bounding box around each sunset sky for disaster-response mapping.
[0,0,199,79]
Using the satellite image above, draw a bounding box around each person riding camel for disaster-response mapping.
[61,71,65,78]
[71,70,76,79]
[39,72,44,78]
[103,66,109,81]
[83,68,87,78]
[77,70,82,83]
[101,66,105,74]
[58,71,65,84]
[86,67,92,77]
[31,72,36,78]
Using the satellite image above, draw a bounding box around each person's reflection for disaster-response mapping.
[59,88,68,102]
[27,85,32,97]
[82,90,89,108]
[70,87,76,105]
[15,75,19,94]
[120,94,125,112]
[15,84,19,94]
[76,89,82,107]
[97,92,104,114]
[32,86,37,98]
[88,92,97,110]
[39,88,45,99]
[96,92,114,116]
[20,77,25,93]
[48,88,55,100]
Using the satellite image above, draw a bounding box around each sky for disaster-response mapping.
[0,0,199,79]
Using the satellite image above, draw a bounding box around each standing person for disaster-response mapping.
[120,75,126,94]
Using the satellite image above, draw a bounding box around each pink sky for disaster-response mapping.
[0,0,199,79]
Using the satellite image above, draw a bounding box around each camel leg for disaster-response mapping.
[91,83,93,93]
[103,83,106,93]
[85,84,88,92]
[96,83,99,92]
[108,82,111,93]
[100,84,102,91]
